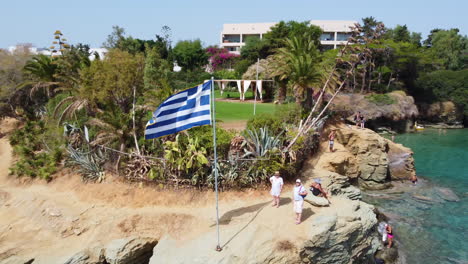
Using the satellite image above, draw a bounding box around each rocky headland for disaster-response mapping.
[0,120,416,264]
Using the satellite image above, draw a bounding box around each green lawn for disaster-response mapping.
[214,90,259,100]
[214,101,277,122]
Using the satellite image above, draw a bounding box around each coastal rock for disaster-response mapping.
[375,247,399,264]
[330,91,419,132]
[300,200,380,264]
[309,169,362,200]
[63,245,106,264]
[308,123,417,189]
[335,127,391,190]
[387,140,416,181]
[149,226,301,264]
[419,101,464,126]
[436,187,460,202]
[104,237,157,264]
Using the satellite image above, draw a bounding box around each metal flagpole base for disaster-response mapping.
[216,245,222,252]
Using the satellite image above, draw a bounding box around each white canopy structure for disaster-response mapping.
[208,79,273,101]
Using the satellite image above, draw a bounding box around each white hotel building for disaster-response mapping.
[220,20,357,54]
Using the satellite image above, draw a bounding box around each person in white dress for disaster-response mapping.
[269,171,283,208]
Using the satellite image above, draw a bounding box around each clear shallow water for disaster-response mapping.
[363,129,468,264]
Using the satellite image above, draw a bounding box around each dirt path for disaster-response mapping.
[0,119,340,263]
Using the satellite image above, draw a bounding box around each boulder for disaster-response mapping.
[305,195,329,207]
[300,201,380,264]
[104,237,157,264]
[63,246,105,264]
[375,247,399,264]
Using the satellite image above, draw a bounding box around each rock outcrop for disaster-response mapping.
[310,124,416,190]
[300,200,380,264]
[419,101,464,128]
[387,140,416,181]
[330,91,419,132]
[63,237,157,264]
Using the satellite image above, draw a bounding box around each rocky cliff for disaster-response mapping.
[418,101,464,128]
[330,91,419,132]
[310,123,416,190]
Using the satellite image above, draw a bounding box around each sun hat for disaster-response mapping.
[296,179,301,183]
[314,179,322,184]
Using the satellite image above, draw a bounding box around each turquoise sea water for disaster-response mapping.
[363,129,468,264]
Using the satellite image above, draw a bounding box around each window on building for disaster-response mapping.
[242,34,261,43]
[336,33,352,41]
[320,32,335,41]
[223,35,241,43]
[226,46,240,52]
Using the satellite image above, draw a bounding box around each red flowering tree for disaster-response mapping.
[206,47,239,71]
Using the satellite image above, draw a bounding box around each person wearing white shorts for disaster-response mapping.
[293,179,307,224]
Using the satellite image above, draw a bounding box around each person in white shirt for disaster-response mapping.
[293,179,308,224]
[269,171,283,208]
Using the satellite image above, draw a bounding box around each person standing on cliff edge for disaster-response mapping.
[354,112,361,129]
[269,171,283,208]
[328,129,336,152]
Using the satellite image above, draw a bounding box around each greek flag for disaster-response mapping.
[145,81,212,139]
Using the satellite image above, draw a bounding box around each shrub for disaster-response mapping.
[365,93,397,105]
[66,146,106,182]
[9,120,64,180]
[246,104,301,135]
[188,126,234,158]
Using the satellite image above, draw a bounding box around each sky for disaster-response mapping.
[1,0,466,49]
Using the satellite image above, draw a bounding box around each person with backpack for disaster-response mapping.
[293,179,308,224]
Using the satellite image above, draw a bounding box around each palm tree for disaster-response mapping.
[87,105,134,171]
[22,54,58,97]
[271,35,322,105]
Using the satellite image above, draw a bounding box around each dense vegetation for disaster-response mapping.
[0,18,466,187]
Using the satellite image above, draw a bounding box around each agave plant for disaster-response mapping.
[242,127,283,157]
[66,145,106,182]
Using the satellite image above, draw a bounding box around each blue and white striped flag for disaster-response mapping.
[145,81,212,139]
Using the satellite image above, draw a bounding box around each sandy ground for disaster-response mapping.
[217,121,247,131]
[0,119,346,263]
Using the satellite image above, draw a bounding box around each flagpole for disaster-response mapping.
[254,58,259,115]
[211,77,222,252]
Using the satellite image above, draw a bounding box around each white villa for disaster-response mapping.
[220,20,357,54]
[7,45,108,60]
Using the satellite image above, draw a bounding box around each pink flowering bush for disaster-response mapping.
[206,47,239,71]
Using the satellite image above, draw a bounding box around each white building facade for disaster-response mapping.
[220,20,357,54]
[7,45,108,61]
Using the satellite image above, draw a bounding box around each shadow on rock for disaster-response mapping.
[216,201,273,226]
[302,208,314,222]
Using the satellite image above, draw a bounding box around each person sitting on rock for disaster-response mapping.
[305,179,331,206]
[310,179,329,199]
